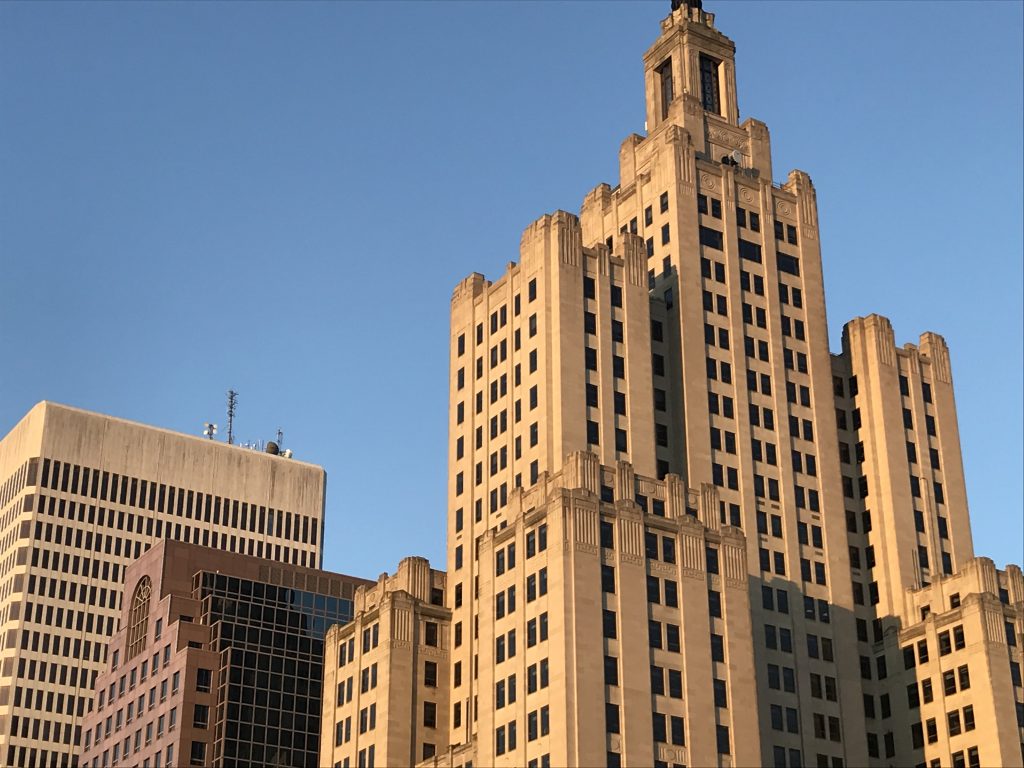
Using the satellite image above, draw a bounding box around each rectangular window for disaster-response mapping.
[699,226,724,250]
[606,703,620,734]
[738,239,762,263]
[777,253,800,276]
[657,59,673,120]
[603,656,619,686]
[603,609,617,639]
[699,54,721,114]
[716,724,730,755]
[601,564,616,594]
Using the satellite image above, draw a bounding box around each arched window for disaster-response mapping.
[126,577,152,659]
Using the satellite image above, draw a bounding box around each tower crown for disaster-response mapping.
[643,1,738,132]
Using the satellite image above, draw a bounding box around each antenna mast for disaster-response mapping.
[226,390,238,445]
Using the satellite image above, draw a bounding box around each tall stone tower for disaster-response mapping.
[438,2,1023,766]
[320,4,1023,768]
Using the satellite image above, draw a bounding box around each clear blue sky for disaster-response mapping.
[1,1,1021,577]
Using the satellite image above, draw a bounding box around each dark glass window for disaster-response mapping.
[699,54,721,114]
[699,226,724,250]
[657,59,673,120]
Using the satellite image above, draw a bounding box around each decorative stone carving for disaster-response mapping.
[615,461,635,503]
[664,473,686,520]
[617,514,645,560]
[565,451,601,494]
[919,332,952,384]
[707,126,746,152]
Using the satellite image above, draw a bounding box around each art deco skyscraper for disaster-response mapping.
[438,3,1020,767]
[0,401,326,768]
[316,4,1020,768]
[443,3,849,764]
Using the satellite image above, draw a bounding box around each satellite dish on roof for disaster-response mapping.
[731,149,743,164]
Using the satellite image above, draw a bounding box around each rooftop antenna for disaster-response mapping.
[226,390,238,445]
[276,428,284,448]
[203,422,218,440]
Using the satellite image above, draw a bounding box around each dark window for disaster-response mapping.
[699,54,721,114]
[699,226,724,250]
[713,678,727,708]
[601,565,616,594]
[777,253,800,276]
[716,724,730,754]
[606,703,620,734]
[708,590,722,618]
[604,656,619,686]
[615,429,627,452]
[738,239,762,263]
[657,59,673,120]
[603,609,617,639]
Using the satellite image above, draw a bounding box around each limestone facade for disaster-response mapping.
[435,2,1022,767]
[879,558,1023,767]
[320,558,450,768]
[445,4,864,765]
[322,0,1024,757]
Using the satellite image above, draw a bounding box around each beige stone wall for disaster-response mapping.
[836,315,974,617]
[0,402,327,767]
[832,317,999,767]
[447,208,658,759]
[321,558,451,768]
[438,452,760,768]
[880,559,1023,767]
[574,7,870,764]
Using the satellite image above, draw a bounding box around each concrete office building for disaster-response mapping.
[320,557,451,768]
[0,401,327,767]
[77,540,369,768]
